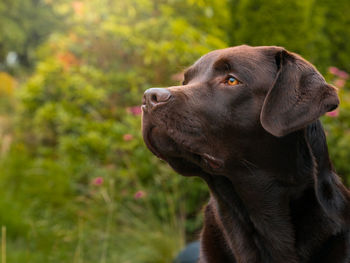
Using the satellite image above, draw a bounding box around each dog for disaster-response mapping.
[141,45,350,263]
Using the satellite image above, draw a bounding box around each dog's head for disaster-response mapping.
[142,45,339,176]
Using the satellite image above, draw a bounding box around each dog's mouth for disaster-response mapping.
[142,124,224,175]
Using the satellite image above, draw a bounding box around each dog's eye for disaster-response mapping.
[226,76,240,86]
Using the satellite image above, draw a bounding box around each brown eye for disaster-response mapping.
[226,76,239,86]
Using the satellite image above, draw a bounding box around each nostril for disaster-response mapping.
[143,88,172,109]
[156,89,172,103]
[151,94,158,103]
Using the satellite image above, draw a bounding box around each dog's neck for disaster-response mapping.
[203,167,303,262]
[201,121,347,262]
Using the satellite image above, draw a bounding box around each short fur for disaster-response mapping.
[141,45,350,263]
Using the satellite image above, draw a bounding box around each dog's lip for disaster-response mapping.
[143,123,224,170]
[144,126,167,160]
[202,153,224,169]
[141,102,169,114]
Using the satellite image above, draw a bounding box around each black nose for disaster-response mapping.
[143,88,172,109]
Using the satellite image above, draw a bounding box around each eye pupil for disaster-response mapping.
[229,77,235,83]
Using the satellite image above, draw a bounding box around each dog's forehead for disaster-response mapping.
[200,45,256,60]
[184,46,275,84]
[190,45,264,74]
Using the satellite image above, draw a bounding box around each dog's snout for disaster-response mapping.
[143,88,172,109]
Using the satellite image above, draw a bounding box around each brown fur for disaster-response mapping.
[142,45,350,263]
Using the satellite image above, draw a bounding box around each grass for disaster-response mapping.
[0,149,192,263]
[2,226,6,263]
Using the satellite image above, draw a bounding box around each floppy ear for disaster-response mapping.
[260,49,339,137]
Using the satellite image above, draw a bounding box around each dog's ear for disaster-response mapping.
[260,48,339,137]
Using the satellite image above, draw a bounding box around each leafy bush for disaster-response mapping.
[1,0,227,261]
[322,67,350,185]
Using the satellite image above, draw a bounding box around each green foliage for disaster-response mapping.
[0,0,350,262]
[1,0,222,261]
[229,0,350,73]
[322,68,350,185]
[319,0,350,72]
[0,0,64,72]
[230,0,311,50]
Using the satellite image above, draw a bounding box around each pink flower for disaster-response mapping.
[123,134,133,141]
[92,177,104,186]
[328,66,349,79]
[334,79,346,88]
[134,190,146,199]
[337,70,349,80]
[127,106,142,116]
[329,66,340,75]
[326,109,339,117]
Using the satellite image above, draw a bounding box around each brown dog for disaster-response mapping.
[141,45,350,263]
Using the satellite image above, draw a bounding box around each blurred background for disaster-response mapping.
[0,0,349,262]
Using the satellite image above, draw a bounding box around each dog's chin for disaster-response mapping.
[143,126,224,176]
[166,157,205,177]
[143,126,177,159]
